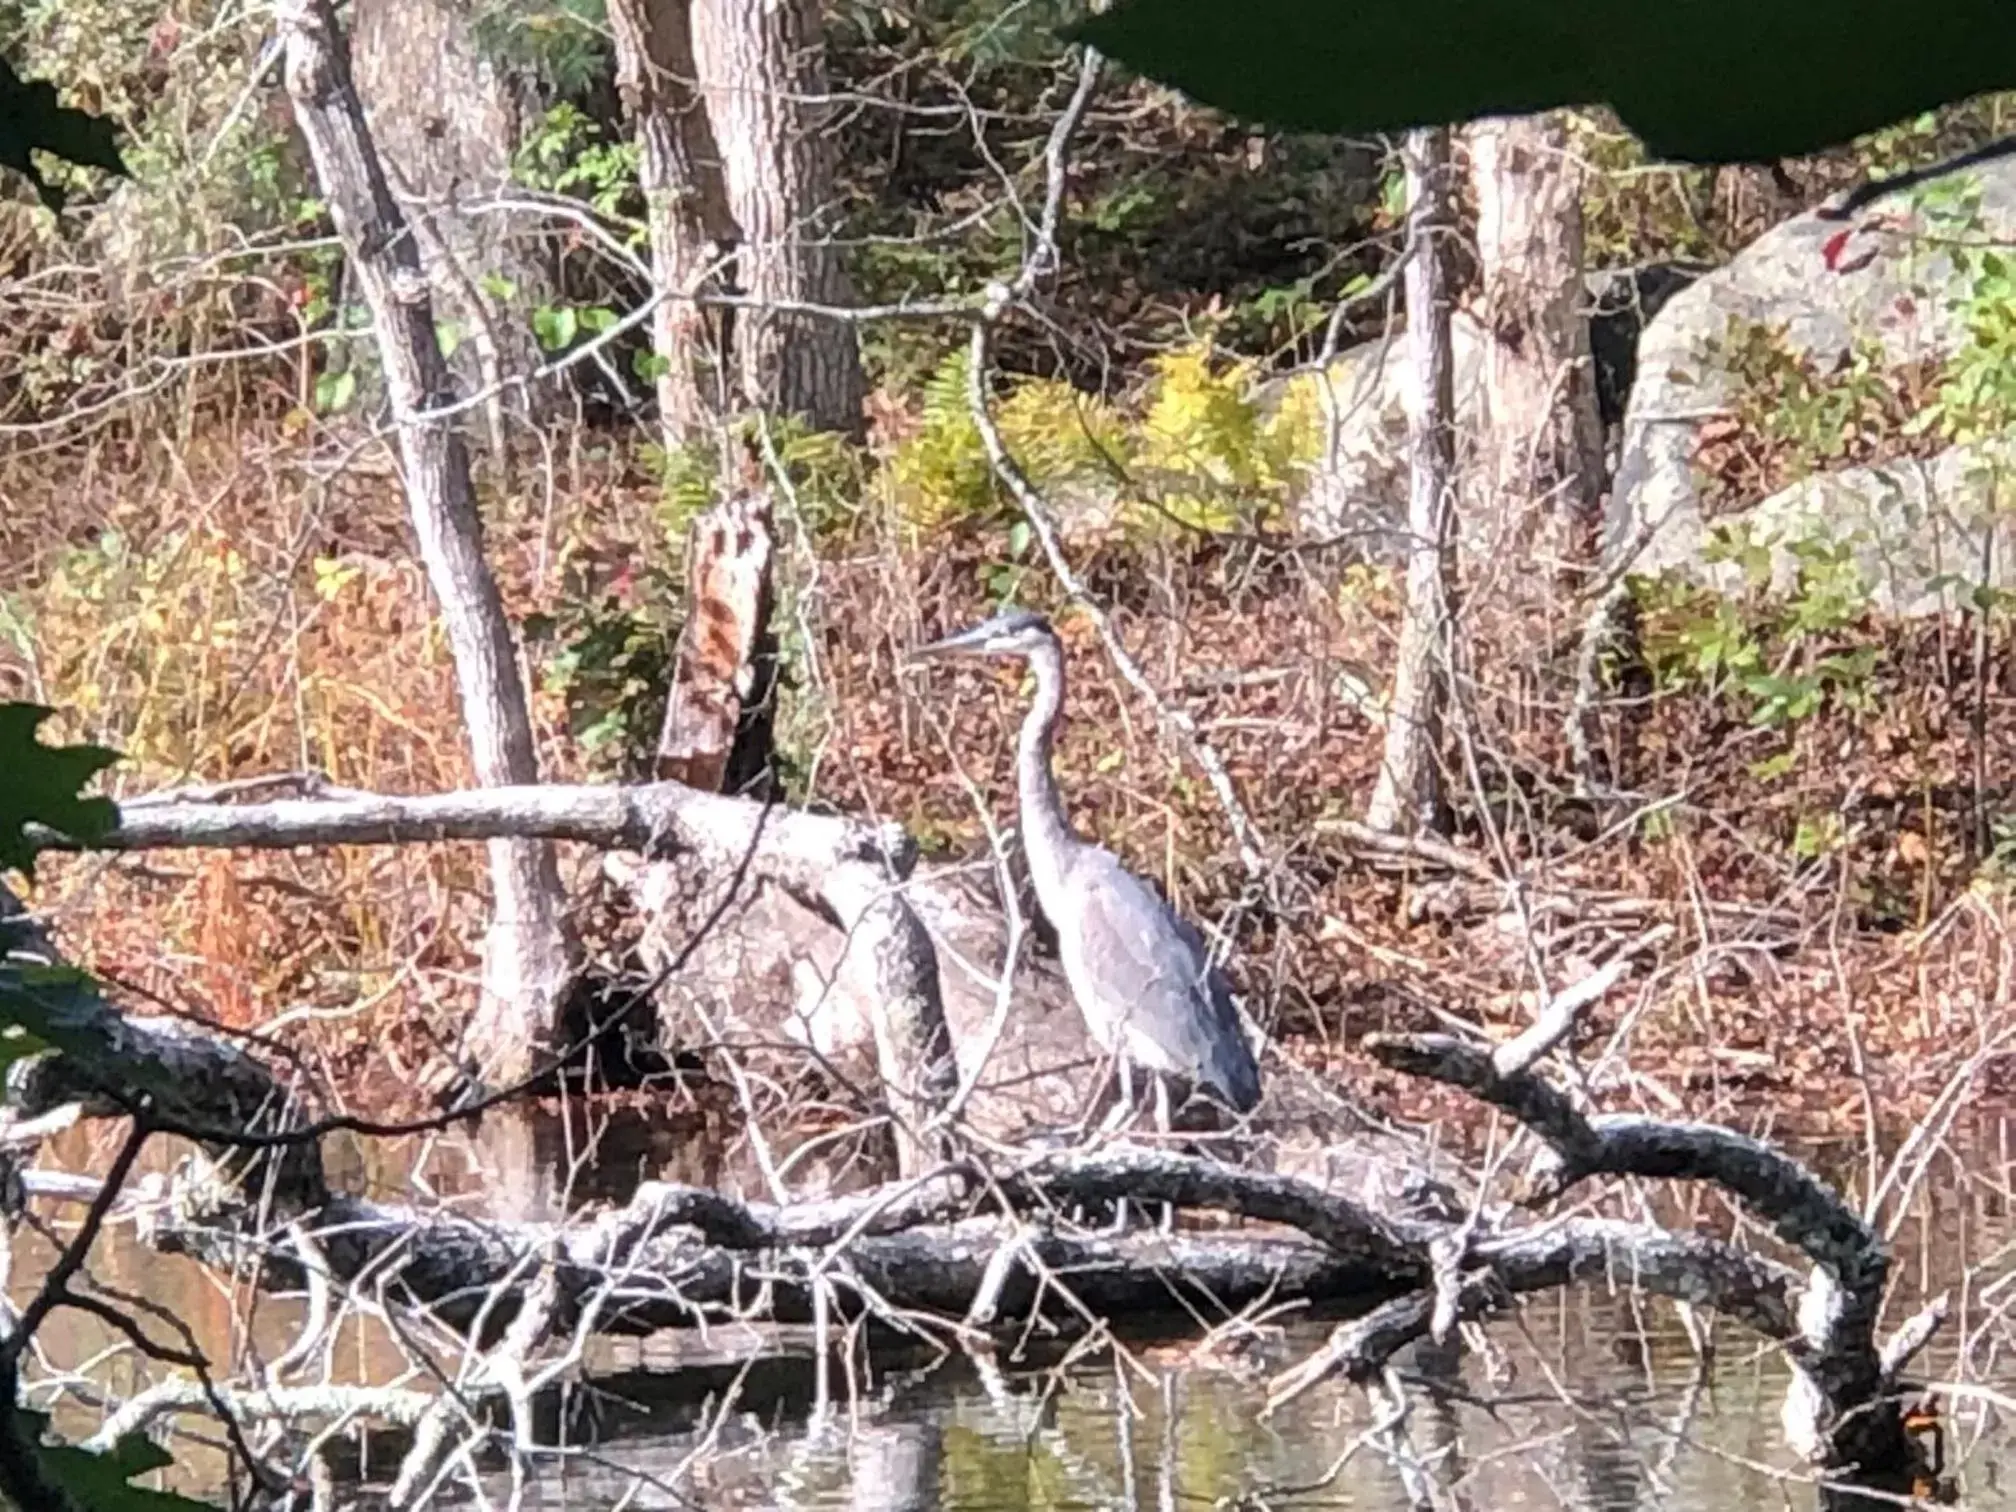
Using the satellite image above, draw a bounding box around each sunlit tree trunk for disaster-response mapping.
[1469,112,1604,560]
[350,0,552,453]
[693,0,865,435]
[609,0,739,446]
[1366,127,1457,837]
[280,0,575,1087]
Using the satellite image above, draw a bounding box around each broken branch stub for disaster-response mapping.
[656,484,776,793]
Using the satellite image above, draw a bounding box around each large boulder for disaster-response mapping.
[1608,158,2016,607]
[608,851,1098,1147]
[1735,443,2016,614]
[1281,265,1700,550]
[1288,309,1490,550]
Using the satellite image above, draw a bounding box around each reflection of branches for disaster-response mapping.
[0,1120,152,1511]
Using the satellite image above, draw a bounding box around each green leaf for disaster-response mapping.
[0,704,118,877]
[14,1409,214,1512]
[532,304,580,351]
[0,53,128,212]
[1748,750,1799,782]
[1071,0,2016,164]
[313,367,357,415]
[0,962,191,1108]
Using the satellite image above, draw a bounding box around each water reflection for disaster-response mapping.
[15,1102,2016,1507]
[496,1300,1798,1509]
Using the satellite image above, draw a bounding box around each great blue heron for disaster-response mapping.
[915,609,1262,1133]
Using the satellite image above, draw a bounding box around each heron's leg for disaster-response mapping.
[1104,1057,1141,1234]
[1152,1075,1175,1234]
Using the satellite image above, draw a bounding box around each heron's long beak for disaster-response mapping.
[913,623,997,658]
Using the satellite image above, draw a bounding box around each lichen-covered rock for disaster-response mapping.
[1728,442,2016,615]
[1608,159,2016,608]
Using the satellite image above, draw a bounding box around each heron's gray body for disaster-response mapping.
[919,609,1262,1117]
[1048,844,1261,1112]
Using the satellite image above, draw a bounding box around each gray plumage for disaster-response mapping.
[915,608,1261,1116]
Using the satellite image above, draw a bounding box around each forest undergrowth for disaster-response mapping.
[7,386,2016,1143]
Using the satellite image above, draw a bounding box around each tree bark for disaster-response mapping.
[693,0,865,435]
[655,480,777,794]
[278,0,575,1087]
[1468,112,1605,560]
[41,781,911,897]
[1366,128,1458,837]
[608,0,739,445]
[349,0,550,442]
[1360,1026,1928,1479]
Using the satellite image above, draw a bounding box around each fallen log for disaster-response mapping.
[1,887,324,1207]
[30,781,911,884]
[31,780,958,1171]
[132,1143,1797,1356]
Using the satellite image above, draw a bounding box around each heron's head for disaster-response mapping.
[914,607,1057,661]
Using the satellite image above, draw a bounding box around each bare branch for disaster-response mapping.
[1268,1216,1800,1405]
[84,1380,440,1452]
[1492,954,1634,1077]
[1364,1031,1883,1288]
[32,780,913,880]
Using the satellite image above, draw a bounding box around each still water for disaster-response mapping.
[17,1104,2016,1509]
[534,1301,1801,1509]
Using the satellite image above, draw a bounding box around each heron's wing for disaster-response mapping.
[1065,849,1260,1110]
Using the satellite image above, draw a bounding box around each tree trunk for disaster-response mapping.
[1468,112,1605,561]
[692,0,865,435]
[350,0,552,448]
[278,0,575,1087]
[608,0,739,447]
[1366,128,1458,837]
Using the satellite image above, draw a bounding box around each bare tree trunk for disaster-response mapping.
[1468,112,1605,560]
[279,0,575,1087]
[609,0,739,446]
[693,0,865,436]
[1366,128,1457,837]
[350,0,550,445]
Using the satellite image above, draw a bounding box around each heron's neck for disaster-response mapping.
[1017,640,1075,897]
